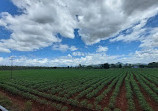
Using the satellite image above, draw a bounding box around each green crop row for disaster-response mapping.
[108,73,125,109]
[125,72,135,111]
[86,76,115,99]
[95,77,119,103]
[134,74,158,103]
[130,74,153,111]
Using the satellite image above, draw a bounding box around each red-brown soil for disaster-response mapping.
[130,74,143,111]
[0,89,26,111]
[141,75,158,87]
[88,84,109,105]
[88,78,115,105]
[133,74,158,111]
[116,80,128,111]
[139,86,158,111]
[0,88,95,111]
[1,73,157,111]
[100,83,116,108]
[133,95,142,111]
[0,89,56,111]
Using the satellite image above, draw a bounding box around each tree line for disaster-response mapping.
[0,62,157,70]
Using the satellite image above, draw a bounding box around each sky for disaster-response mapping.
[0,0,158,66]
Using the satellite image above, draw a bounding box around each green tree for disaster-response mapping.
[101,63,110,69]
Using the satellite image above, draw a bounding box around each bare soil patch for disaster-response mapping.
[116,80,128,111]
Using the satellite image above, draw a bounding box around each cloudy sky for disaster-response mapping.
[0,0,158,66]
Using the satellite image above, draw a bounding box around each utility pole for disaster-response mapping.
[9,56,14,79]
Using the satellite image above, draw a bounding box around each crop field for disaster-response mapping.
[0,69,158,111]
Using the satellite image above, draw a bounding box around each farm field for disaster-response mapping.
[0,69,158,111]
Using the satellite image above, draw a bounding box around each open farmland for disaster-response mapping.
[0,69,158,111]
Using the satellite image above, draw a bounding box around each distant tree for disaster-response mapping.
[101,63,110,69]
[78,64,82,68]
[139,65,146,68]
[118,64,122,68]
[148,62,158,68]
[86,66,93,69]
[110,64,117,68]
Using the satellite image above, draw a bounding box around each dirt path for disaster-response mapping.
[115,80,128,111]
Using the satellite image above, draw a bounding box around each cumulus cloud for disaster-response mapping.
[110,19,148,42]
[122,0,158,15]
[0,0,76,52]
[75,0,158,44]
[52,44,77,52]
[0,11,62,52]
[0,0,158,52]
[0,53,118,66]
[140,28,158,48]
[1,47,158,66]
[120,48,158,64]
[69,46,78,51]
[72,52,85,56]
[110,20,158,51]
[96,46,108,52]
[0,44,11,53]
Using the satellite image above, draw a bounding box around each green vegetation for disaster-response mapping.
[0,68,158,111]
[125,72,135,111]
[0,94,12,107]
[24,101,32,111]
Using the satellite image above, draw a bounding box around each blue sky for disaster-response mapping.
[0,0,158,66]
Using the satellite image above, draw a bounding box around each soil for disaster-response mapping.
[133,73,158,111]
[0,88,95,111]
[0,89,26,111]
[100,83,116,108]
[141,75,158,87]
[139,86,158,111]
[130,74,143,111]
[1,73,157,111]
[132,94,142,111]
[0,89,57,111]
[115,80,128,111]
[88,84,109,105]
[88,78,115,104]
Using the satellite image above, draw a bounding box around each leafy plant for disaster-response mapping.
[24,101,32,111]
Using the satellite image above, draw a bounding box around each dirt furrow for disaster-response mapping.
[116,80,128,111]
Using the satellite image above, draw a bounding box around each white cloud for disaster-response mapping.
[69,46,78,51]
[0,53,118,66]
[1,47,158,66]
[109,26,158,63]
[140,28,158,48]
[0,44,11,53]
[96,46,108,52]
[72,52,85,56]
[0,57,3,62]
[0,0,158,52]
[110,19,147,42]
[75,0,158,44]
[0,0,76,52]
[52,44,77,52]
[110,21,158,52]
[119,48,158,64]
